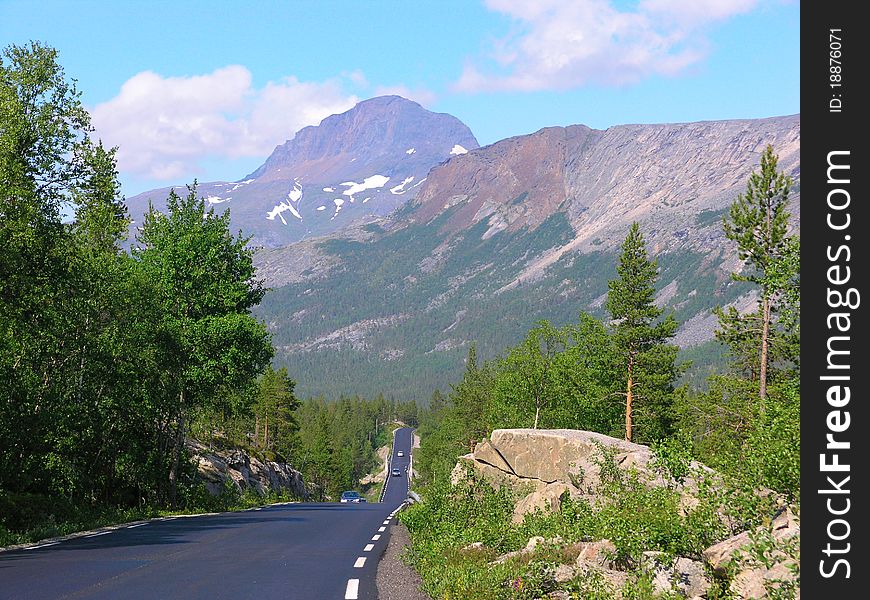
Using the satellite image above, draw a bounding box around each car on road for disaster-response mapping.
[397,451,404,457]
[340,490,366,503]
[391,468,402,477]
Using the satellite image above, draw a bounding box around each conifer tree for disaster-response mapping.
[719,145,793,401]
[606,223,677,442]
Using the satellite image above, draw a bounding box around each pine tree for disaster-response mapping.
[719,145,793,401]
[606,223,677,442]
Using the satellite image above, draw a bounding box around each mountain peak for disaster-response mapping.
[127,95,479,247]
[248,95,478,182]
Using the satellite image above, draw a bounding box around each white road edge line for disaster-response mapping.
[354,556,366,568]
[127,523,147,528]
[345,578,360,599]
[371,534,381,541]
[364,544,374,552]
[85,531,111,538]
[30,542,59,549]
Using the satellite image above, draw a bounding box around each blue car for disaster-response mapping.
[340,490,366,503]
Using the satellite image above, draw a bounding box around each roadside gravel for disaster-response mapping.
[376,520,432,600]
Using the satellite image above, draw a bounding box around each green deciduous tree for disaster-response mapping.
[496,320,564,429]
[135,184,273,506]
[606,223,678,442]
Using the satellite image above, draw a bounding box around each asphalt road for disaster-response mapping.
[0,427,415,600]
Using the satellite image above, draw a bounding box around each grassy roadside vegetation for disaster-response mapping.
[398,444,793,599]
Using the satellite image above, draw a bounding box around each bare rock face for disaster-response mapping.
[187,440,308,500]
[452,428,659,519]
[512,482,577,524]
[641,552,712,599]
[571,539,617,569]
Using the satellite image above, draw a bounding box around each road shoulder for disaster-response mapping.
[376,520,431,600]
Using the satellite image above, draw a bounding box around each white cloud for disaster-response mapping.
[453,0,761,92]
[90,66,358,181]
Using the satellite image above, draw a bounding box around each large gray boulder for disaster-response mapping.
[452,429,663,515]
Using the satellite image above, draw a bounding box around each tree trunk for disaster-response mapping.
[625,359,634,442]
[534,405,540,429]
[255,414,259,447]
[264,413,269,449]
[759,295,771,404]
[168,391,185,509]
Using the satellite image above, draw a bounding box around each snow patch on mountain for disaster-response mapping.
[450,144,468,155]
[390,176,415,195]
[229,179,255,192]
[317,205,326,211]
[266,179,304,224]
[323,187,335,192]
[406,148,416,155]
[267,200,302,224]
[340,175,390,199]
[331,198,345,220]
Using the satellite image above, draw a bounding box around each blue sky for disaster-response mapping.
[2,0,799,197]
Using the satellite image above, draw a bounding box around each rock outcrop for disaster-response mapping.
[453,429,799,599]
[187,440,308,500]
[452,429,668,523]
[704,507,800,599]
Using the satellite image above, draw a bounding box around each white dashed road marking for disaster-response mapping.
[371,534,381,541]
[364,544,374,552]
[345,579,360,599]
[354,557,366,568]
[378,527,385,532]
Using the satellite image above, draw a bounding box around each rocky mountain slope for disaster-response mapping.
[253,113,799,400]
[125,96,479,246]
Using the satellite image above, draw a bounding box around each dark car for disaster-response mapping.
[340,490,366,503]
[391,468,401,477]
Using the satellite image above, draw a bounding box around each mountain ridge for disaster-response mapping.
[125,95,479,247]
[251,112,800,400]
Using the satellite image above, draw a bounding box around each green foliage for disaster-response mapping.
[134,183,273,505]
[606,223,679,442]
[1,43,277,524]
[722,145,791,289]
[285,395,406,500]
[253,366,300,452]
[679,146,801,499]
